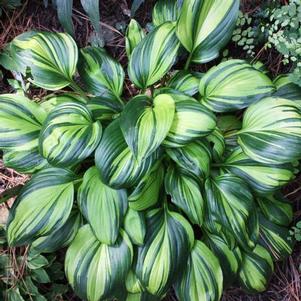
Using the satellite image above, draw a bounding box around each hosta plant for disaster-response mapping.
[0,0,299,300]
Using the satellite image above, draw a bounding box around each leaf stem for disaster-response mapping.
[70,81,87,99]
[184,52,193,71]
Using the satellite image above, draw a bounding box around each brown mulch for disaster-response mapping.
[0,1,300,301]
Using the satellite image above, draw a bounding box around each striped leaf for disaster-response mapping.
[126,19,145,57]
[126,292,160,301]
[168,70,202,96]
[199,60,275,112]
[204,174,259,251]
[274,74,301,104]
[12,31,78,90]
[39,102,102,167]
[128,22,180,89]
[176,0,239,63]
[237,97,301,164]
[166,139,211,179]
[175,240,223,301]
[222,148,295,194]
[7,168,76,246]
[206,128,225,162]
[65,225,133,301]
[124,208,146,246]
[204,232,242,287]
[78,166,127,245]
[87,95,124,122]
[79,47,125,101]
[95,119,160,189]
[238,244,274,293]
[163,98,216,147]
[165,165,204,226]
[120,94,175,161]
[257,193,293,227]
[258,214,293,261]
[128,163,164,211]
[135,207,194,296]
[152,0,183,27]
[30,209,82,254]
[0,94,46,151]
[3,147,48,174]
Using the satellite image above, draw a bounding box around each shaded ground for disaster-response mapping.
[0,0,300,300]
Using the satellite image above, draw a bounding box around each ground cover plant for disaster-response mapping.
[0,0,300,301]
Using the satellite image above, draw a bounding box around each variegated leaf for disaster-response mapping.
[126,19,145,57]
[238,245,274,293]
[152,0,183,26]
[95,119,160,188]
[7,168,76,246]
[79,47,125,102]
[165,165,204,225]
[78,166,127,245]
[135,207,194,296]
[120,94,175,161]
[12,31,78,90]
[39,102,102,167]
[65,225,133,301]
[199,60,274,112]
[128,22,180,89]
[238,97,301,164]
[174,240,223,301]
[176,0,239,63]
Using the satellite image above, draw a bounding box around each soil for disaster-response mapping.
[0,0,300,300]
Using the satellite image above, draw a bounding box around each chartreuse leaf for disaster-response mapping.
[165,165,204,226]
[12,31,78,90]
[39,102,102,167]
[222,148,295,194]
[65,225,133,301]
[273,74,301,104]
[78,166,127,245]
[204,174,258,251]
[128,22,180,89]
[30,209,82,254]
[238,245,274,293]
[0,94,46,150]
[175,240,223,301]
[128,162,164,211]
[204,232,242,288]
[135,207,194,297]
[120,94,175,161]
[126,19,145,58]
[176,0,239,63]
[126,269,144,294]
[166,140,211,179]
[95,119,160,189]
[79,47,125,102]
[257,193,293,227]
[7,168,76,246]
[168,70,201,96]
[258,214,293,261]
[199,60,274,112]
[238,97,301,164]
[163,98,216,147]
[152,0,183,26]
[124,208,146,246]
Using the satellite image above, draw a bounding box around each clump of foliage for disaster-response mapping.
[0,0,300,301]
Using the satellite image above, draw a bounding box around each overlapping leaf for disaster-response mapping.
[126,19,145,57]
[135,207,194,297]
[78,166,128,244]
[199,60,275,112]
[65,225,133,301]
[176,0,239,63]
[152,0,183,26]
[128,22,180,89]
[95,119,160,188]
[120,94,175,161]
[7,168,76,246]
[273,75,301,104]
[237,97,301,164]
[39,102,102,167]
[174,240,223,301]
